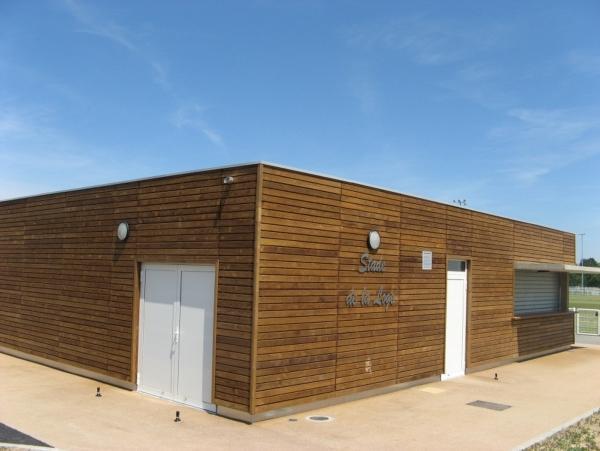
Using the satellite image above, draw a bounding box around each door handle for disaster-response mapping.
[174,329,180,345]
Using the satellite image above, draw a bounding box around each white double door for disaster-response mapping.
[138,264,215,411]
[443,260,468,380]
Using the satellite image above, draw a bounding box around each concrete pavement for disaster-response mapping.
[576,333,600,346]
[1,346,600,451]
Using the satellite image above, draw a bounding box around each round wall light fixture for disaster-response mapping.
[117,221,129,241]
[367,230,381,251]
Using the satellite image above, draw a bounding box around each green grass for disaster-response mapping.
[569,294,600,310]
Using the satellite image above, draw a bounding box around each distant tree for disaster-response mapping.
[569,257,600,288]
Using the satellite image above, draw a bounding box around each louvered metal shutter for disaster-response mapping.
[514,270,560,315]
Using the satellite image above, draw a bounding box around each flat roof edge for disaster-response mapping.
[0,161,263,204]
[515,262,600,274]
[259,162,574,236]
[0,160,574,236]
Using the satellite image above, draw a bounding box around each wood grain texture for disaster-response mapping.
[513,313,575,357]
[254,164,575,413]
[0,162,576,417]
[255,168,341,410]
[0,165,257,411]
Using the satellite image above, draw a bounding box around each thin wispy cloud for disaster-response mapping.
[0,57,85,107]
[439,64,516,111]
[0,106,93,169]
[171,104,225,147]
[61,0,168,91]
[343,14,513,116]
[60,0,222,143]
[345,15,505,66]
[0,106,53,139]
[0,103,158,200]
[0,113,27,137]
[62,0,137,51]
[567,50,600,77]
[507,108,600,140]
[456,62,497,83]
[491,107,600,184]
[347,75,379,114]
[345,13,600,193]
[150,61,171,92]
[510,167,551,184]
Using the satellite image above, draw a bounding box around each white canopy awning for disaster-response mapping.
[515,261,600,274]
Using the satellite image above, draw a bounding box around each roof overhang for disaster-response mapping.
[515,261,600,274]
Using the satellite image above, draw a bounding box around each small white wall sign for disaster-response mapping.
[422,251,432,270]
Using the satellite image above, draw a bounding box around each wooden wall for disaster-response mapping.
[0,165,257,412]
[0,162,576,417]
[513,313,574,357]
[255,170,341,410]
[254,164,575,414]
[514,222,576,264]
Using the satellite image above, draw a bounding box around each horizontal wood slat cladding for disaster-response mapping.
[256,168,341,411]
[0,162,576,417]
[255,164,575,414]
[398,197,446,385]
[513,313,574,356]
[514,222,575,264]
[0,165,257,411]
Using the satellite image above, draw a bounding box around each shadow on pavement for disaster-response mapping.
[0,423,51,448]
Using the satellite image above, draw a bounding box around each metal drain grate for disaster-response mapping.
[467,400,511,411]
[306,415,334,422]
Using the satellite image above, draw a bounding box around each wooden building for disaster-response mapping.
[0,162,578,422]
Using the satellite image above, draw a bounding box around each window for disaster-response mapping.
[514,270,560,315]
[448,260,467,272]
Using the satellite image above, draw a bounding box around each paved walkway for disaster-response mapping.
[1,346,600,451]
[576,333,600,346]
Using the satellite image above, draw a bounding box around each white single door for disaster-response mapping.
[138,264,215,411]
[443,260,468,380]
[177,266,215,410]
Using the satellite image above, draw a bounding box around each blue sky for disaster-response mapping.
[1,1,599,260]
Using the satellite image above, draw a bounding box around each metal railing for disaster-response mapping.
[570,308,600,335]
[570,287,600,296]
